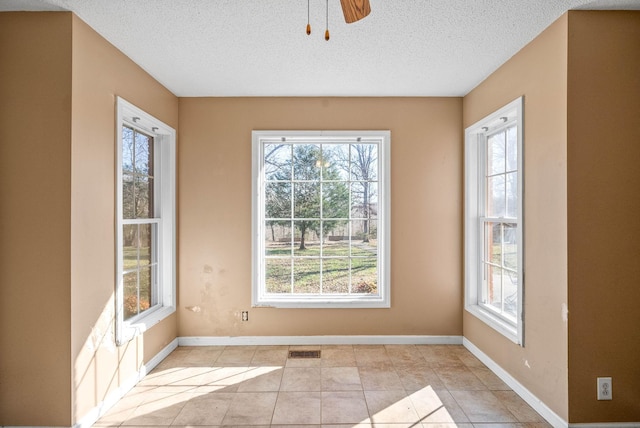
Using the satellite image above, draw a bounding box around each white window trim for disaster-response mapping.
[115,97,176,345]
[464,97,524,345]
[251,130,391,309]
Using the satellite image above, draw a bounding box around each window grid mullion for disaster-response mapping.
[289,143,294,293]
[500,223,505,314]
[319,144,324,294]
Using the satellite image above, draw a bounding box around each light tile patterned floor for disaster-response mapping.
[93,344,552,427]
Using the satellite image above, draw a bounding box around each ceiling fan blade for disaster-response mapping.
[340,0,371,24]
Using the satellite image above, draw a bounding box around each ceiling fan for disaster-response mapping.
[340,0,371,23]
[307,0,371,40]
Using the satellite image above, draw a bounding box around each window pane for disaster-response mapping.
[293,258,321,293]
[503,270,518,319]
[134,132,153,175]
[123,224,138,272]
[366,219,378,252]
[294,182,320,218]
[487,175,506,217]
[293,220,320,256]
[293,144,320,180]
[503,223,518,271]
[351,220,368,246]
[122,174,135,219]
[485,264,502,311]
[367,182,379,219]
[266,258,291,293]
[265,182,291,219]
[351,220,377,257]
[321,220,346,246]
[265,221,292,256]
[488,131,506,175]
[122,127,134,174]
[506,172,518,218]
[484,222,501,266]
[322,258,350,293]
[321,144,349,181]
[123,272,138,320]
[352,182,378,219]
[324,233,350,256]
[323,181,349,219]
[265,144,291,180]
[135,176,153,218]
[351,144,378,181]
[352,257,377,294]
[138,266,153,316]
[506,125,518,172]
[138,224,153,266]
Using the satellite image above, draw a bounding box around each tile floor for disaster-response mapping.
[93,344,552,427]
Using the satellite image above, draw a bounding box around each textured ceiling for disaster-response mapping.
[2,0,639,96]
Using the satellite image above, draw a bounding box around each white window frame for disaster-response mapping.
[115,97,176,345]
[465,97,524,345]
[252,130,391,308]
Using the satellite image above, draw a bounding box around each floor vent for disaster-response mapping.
[288,350,321,359]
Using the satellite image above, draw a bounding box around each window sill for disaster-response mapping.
[117,305,175,346]
[465,304,521,345]
[253,295,390,309]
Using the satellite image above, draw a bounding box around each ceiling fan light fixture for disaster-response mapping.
[305,0,371,40]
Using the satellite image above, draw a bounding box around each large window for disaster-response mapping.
[116,97,176,345]
[252,131,390,308]
[465,97,524,344]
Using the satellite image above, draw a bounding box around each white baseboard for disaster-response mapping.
[569,424,640,428]
[73,338,178,428]
[178,334,463,347]
[463,337,568,428]
[464,339,639,428]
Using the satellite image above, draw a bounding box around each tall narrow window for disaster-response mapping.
[116,98,176,345]
[121,126,157,320]
[252,131,390,308]
[465,97,524,344]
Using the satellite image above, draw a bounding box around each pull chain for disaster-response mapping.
[325,0,330,41]
[306,0,311,35]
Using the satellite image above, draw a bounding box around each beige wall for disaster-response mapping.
[566,11,640,423]
[70,14,179,423]
[178,97,463,337]
[4,8,639,427]
[0,12,73,426]
[463,15,570,420]
[0,11,179,426]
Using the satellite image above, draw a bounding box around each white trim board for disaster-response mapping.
[178,335,463,347]
[569,425,640,428]
[463,340,639,428]
[73,338,178,428]
[463,338,567,428]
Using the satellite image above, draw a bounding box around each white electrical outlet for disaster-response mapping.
[597,377,612,400]
[241,311,249,321]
